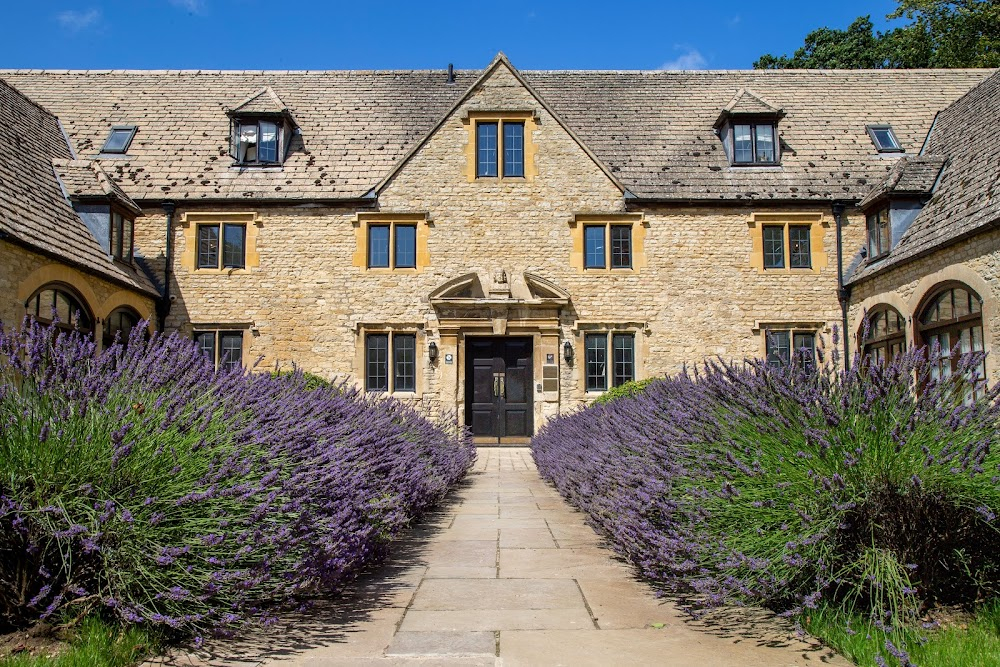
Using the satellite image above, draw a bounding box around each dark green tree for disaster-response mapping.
[754,0,998,69]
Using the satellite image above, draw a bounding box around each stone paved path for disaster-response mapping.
[152,448,845,667]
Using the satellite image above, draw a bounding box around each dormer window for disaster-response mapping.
[101,125,137,154]
[733,122,777,165]
[866,207,891,260]
[867,125,903,153]
[233,119,280,165]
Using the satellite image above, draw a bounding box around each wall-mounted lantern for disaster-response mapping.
[563,340,574,364]
[428,341,439,362]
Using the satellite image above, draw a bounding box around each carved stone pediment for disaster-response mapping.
[429,271,570,308]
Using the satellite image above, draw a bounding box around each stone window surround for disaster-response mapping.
[190,324,253,371]
[753,320,827,363]
[569,213,647,275]
[180,211,261,275]
[747,212,828,275]
[353,323,426,398]
[571,321,648,395]
[352,212,431,274]
[463,110,539,182]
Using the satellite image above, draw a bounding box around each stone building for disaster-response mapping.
[1,55,995,442]
[847,69,1000,390]
[0,78,157,347]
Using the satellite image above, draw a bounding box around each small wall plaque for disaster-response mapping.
[444,353,454,364]
[546,353,555,364]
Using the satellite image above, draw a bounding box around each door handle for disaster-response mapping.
[493,374,499,397]
[499,374,506,399]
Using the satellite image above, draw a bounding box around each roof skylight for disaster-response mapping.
[867,125,903,153]
[101,125,137,154]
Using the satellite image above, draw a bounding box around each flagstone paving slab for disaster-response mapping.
[149,447,847,667]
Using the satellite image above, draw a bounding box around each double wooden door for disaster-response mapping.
[466,337,533,442]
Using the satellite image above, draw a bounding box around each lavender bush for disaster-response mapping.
[533,344,1000,665]
[0,319,474,635]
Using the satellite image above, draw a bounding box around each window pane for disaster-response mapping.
[610,225,632,269]
[867,213,880,257]
[393,334,416,392]
[112,212,123,259]
[734,124,752,163]
[789,225,811,268]
[222,224,246,269]
[755,124,775,162]
[584,225,606,269]
[612,333,634,387]
[366,334,389,392]
[258,121,278,163]
[238,123,258,162]
[103,128,133,153]
[878,211,890,256]
[762,226,784,269]
[197,225,219,269]
[766,330,790,367]
[872,127,899,151]
[793,332,816,368]
[220,332,243,372]
[585,334,607,391]
[104,309,138,349]
[195,332,216,363]
[477,122,498,177]
[394,225,417,268]
[503,122,524,177]
[368,225,390,268]
[123,217,133,262]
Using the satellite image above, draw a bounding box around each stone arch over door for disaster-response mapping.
[429,270,572,442]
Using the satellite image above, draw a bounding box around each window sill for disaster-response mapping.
[193,267,250,275]
[729,165,783,171]
[229,164,283,171]
[761,267,819,275]
[363,267,421,275]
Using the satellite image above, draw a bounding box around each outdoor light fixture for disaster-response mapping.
[428,341,439,362]
[563,341,573,363]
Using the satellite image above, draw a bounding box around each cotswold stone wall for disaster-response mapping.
[0,240,156,343]
[849,230,1000,382]
[136,64,865,428]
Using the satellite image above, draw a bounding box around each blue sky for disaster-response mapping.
[3,1,901,70]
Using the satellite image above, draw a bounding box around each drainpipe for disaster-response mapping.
[832,202,851,372]
[156,201,176,332]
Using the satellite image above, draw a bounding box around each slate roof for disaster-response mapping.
[0,66,993,204]
[850,70,1000,284]
[52,159,142,214]
[856,156,946,209]
[0,79,157,295]
[229,86,291,117]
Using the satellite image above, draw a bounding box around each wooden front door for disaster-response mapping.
[466,337,533,443]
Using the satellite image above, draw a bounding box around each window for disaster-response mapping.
[25,285,92,334]
[101,125,137,154]
[232,118,280,165]
[584,224,632,270]
[110,211,134,262]
[861,306,906,365]
[765,329,816,368]
[585,332,636,392]
[365,332,416,392]
[476,120,524,178]
[918,284,986,394]
[733,122,777,165]
[762,224,811,270]
[367,223,417,269]
[196,223,246,270]
[103,308,140,349]
[866,208,891,260]
[867,125,903,153]
[194,330,244,372]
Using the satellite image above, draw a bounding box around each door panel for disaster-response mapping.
[465,337,533,441]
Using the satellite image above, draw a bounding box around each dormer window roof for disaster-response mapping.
[715,89,784,167]
[867,124,903,153]
[101,125,137,154]
[226,87,297,167]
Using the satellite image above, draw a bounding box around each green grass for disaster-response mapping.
[0,618,157,667]
[804,602,1000,666]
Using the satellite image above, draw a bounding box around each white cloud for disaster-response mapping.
[169,0,204,12]
[56,8,101,32]
[660,48,708,71]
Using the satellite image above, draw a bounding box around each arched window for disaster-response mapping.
[860,306,906,364]
[103,307,141,349]
[917,283,986,389]
[24,284,93,334]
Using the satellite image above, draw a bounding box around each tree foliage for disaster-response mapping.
[754,1,999,69]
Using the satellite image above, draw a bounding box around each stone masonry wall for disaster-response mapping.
[849,230,1000,382]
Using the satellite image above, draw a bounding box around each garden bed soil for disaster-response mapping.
[0,623,68,661]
